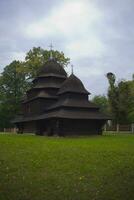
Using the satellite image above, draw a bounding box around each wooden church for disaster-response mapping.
[13,55,109,136]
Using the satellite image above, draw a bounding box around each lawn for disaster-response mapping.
[0,133,134,200]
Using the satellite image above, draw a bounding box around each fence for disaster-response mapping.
[3,128,18,133]
[104,123,134,133]
[2,124,134,133]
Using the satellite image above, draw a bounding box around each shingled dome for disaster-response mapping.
[58,74,90,95]
[38,60,67,78]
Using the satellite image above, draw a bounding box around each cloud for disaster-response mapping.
[24,0,102,39]
[10,51,26,62]
[66,38,105,59]
[22,0,107,65]
[0,51,25,69]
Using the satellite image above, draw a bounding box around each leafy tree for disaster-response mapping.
[23,47,70,79]
[127,80,134,123]
[106,72,134,124]
[106,72,119,123]
[117,81,132,123]
[92,95,110,114]
[0,61,29,128]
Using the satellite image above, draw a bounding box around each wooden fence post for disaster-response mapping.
[117,124,119,132]
[132,123,134,133]
[104,124,107,132]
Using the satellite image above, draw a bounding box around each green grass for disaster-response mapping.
[0,133,134,200]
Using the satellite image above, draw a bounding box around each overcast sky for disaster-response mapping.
[0,0,134,96]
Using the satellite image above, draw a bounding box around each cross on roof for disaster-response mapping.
[48,43,53,51]
[48,43,54,60]
[71,64,74,74]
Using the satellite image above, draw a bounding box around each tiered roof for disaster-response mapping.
[13,58,110,123]
[23,59,67,103]
[58,74,89,95]
[42,73,109,120]
[35,60,67,78]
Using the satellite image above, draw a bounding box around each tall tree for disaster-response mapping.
[127,80,134,123]
[117,81,132,123]
[106,72,119,123]
[0,61,29,128]
[107,73,134,124]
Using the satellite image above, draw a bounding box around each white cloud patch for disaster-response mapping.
[0,51,25,71]
[24,0,105,59]
[24,0,101,38]
[66,38,105,59]
[10,51,26,61]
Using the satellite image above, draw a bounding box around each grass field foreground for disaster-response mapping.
[0,133,134,200]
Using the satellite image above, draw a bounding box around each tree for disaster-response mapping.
[117,81,132,123]
[106,72,134,124]
[127,80,134,123]
[23,47,70,79]
[106,72,119,123]
[0,60,29,128]
[91,95,110,114]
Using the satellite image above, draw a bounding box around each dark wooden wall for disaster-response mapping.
[59,119,105,136]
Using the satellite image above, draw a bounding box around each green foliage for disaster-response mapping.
[117,81,134,123]
[127,80,134,122]
[132,74,134,80]
[107,73,119,122]
[24,47,70,79]
[0,134,134,200]
[107,73,134,124]
[0,61,29,128]
[106,72,116,88]
[91,95,110,114]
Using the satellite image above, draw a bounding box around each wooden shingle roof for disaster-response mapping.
[38,60,67,78]
[47,98,99,110]
[58,74,90,95]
